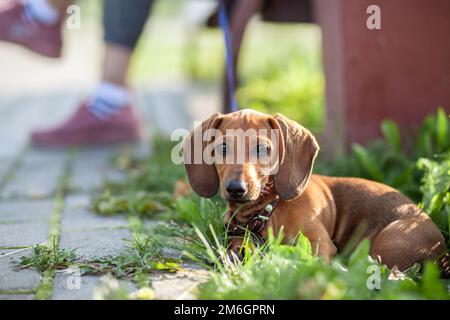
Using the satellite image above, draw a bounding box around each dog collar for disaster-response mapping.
[228,197,280,245]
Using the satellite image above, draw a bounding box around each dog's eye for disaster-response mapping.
[217,143,228,156]
[256,144,270,157]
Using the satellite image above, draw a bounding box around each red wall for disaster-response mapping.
[317,0,450,151]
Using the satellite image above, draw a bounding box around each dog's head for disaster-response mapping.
[182,109,319,203]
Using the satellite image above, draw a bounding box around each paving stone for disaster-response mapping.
[0,249,41,291]
[0,148,67,199]
[70,147,126,191]
[0,166,8,179]
[16,162,64,177]
[151,270,210,300]
[0,294,35,300]
[22,149,68,167]
[70,172,106,192]
[0,221,49,247]
[1,169,62,199]
[52,273,136,300]
[0,93,80,160]
[0,200,52,247]
[0,159,13,180]
[71,168,126,192]
[59,228,131,260]
[0,139,23,160]
[75,147,118,161]
[61,196,128,232]
[0,199,53,223]
[0,250,15,257]
[138,90,191,136]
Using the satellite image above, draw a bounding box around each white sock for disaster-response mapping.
[89,82,131,119]
[25,0,60,26]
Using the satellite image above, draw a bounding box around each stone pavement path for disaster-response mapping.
[0,88,218,300]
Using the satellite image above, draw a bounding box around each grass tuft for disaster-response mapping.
[18,237,76,274]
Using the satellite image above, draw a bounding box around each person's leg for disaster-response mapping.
[89,44,133,119]
[31,0,154,147]
[102,44,133,87]
[88,0,153,119]
[0,0,69,57]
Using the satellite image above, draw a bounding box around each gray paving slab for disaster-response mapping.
[52,273,136,300]
[14,161,64,176]
[0,148,67,199]
[0,199,53,223]
[137,90,191,136]
[0,294,35,300]
[70,147,127,192]
[59,228,131,260]
[0,221,49,247]
[0,250,15,257]
[0,199,52,247]
[0,249,41,291]
[61,195,128,232]
[0,167,8,181]
[70,171,105,192]
[22,149,68,167]
[71,168,126,193]
[75,147,118,162]
[0,159,13,181]
[0,139,23,160]
[1,169,62,199]
[0,93,81,145]
[151,270,210,300]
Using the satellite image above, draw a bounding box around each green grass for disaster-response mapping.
[198,232,447,300]
[79,234,180,280]
[18,238,76,274]
[417,153,450,244]
[315,108,450,202]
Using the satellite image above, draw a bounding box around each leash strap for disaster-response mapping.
[219,0,238,113]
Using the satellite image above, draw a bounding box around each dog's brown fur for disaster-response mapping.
[183,109,447,271]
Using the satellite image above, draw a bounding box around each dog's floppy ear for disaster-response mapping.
[182,112,223,197]
[270,113,319,200]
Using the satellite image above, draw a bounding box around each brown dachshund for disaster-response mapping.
[183,109,447,272]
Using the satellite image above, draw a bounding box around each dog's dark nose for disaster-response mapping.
[226,180,247,199]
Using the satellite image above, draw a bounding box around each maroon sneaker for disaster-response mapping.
[0,1,63,58]
[31,102,142,147]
